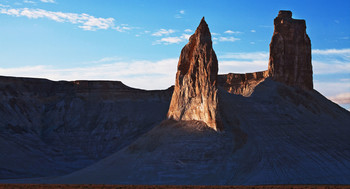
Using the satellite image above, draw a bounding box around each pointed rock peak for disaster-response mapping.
[200,16,206,24]
[167,17,222,131]
[194,16,211,40]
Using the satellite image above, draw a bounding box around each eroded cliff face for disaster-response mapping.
[0,76,172,179]
[268,10,313,90]
[167,18,222,131]
[218,71,269,97]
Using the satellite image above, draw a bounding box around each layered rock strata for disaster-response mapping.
[167,18,222,131]
[268,10,313,90]
[218,71,269,96]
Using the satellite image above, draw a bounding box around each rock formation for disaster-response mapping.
[268,10,313,90]
[167,17,222,131]
[218,71,269,96]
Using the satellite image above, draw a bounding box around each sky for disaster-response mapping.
[0,0,349,110]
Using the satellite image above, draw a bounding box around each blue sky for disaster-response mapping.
[0,0,349,110]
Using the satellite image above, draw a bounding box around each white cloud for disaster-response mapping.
[224,30,241,34]
[220,52,268,60]
[219,60,267,74]
[152,29,176,36]
[312,48,350,56]
[219,36,240,42]
[0,4,10,7]
[0,7,130,31]
[175,10,185,18]
[23,0,36,4]
[114,25,132,32]
[156,37,183,44]
[218,52,269,73]
[312,48,350,74]
[184,29,193,33]
[328,93,350,104]
[314,81,350,98]
[154,33,190,45]
[313,60,350,74]
[251,29,256,33]
[40,0,55,3]
[89,56,123,64]
[0,58,178,90]
[211,32,220,36]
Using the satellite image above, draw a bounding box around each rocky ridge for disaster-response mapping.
[0,76,172,179]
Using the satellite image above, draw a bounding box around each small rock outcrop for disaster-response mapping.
[218,71,269,96]
[167,17,222,131]
[268,10,313,90]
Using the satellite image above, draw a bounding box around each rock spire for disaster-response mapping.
[167,17,222,131]
[268,10,313,90]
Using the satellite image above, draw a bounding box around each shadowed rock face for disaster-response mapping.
[167,17,222,131]
[268,10,313,90]
[218,71,269,97]
[0,76,173,179]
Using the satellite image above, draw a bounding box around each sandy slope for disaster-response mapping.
[8,78,349,185]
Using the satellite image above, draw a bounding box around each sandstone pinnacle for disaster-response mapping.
[268,10,313,90]
[167,18,222,131]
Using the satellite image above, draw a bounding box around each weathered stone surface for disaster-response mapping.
[268,10,313,90]
[167,17,222,131]
[218,71,269,96]
[0,76,173,179]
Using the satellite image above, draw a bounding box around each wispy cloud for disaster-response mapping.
[184,29,193,33]
[0,4,10,7]
[224,30,242,34]
[40,0,55,3]
[23,0,36,4]
[154,33,190,45]
[175,10,185,18]
[0,58,178,90]
[219,36,240,42]
[218,52,268,73]
[328,93,350,104]
[314,81,350,99]
[152,29,175,36]
[312,48,350,55]
[251,29,256,33]
[312,48,350,74]
[220,52,268,60]
[0,7,131,31]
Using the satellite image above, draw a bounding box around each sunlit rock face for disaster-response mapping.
[167,17,223,131]
[268,10,313,90]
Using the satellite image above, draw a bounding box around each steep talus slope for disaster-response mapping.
[0,76,172,179]
[24,79,349,185]
[220,79,350,184]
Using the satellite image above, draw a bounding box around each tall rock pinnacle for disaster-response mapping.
[268,10,313,90]
[167,17,222,131]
